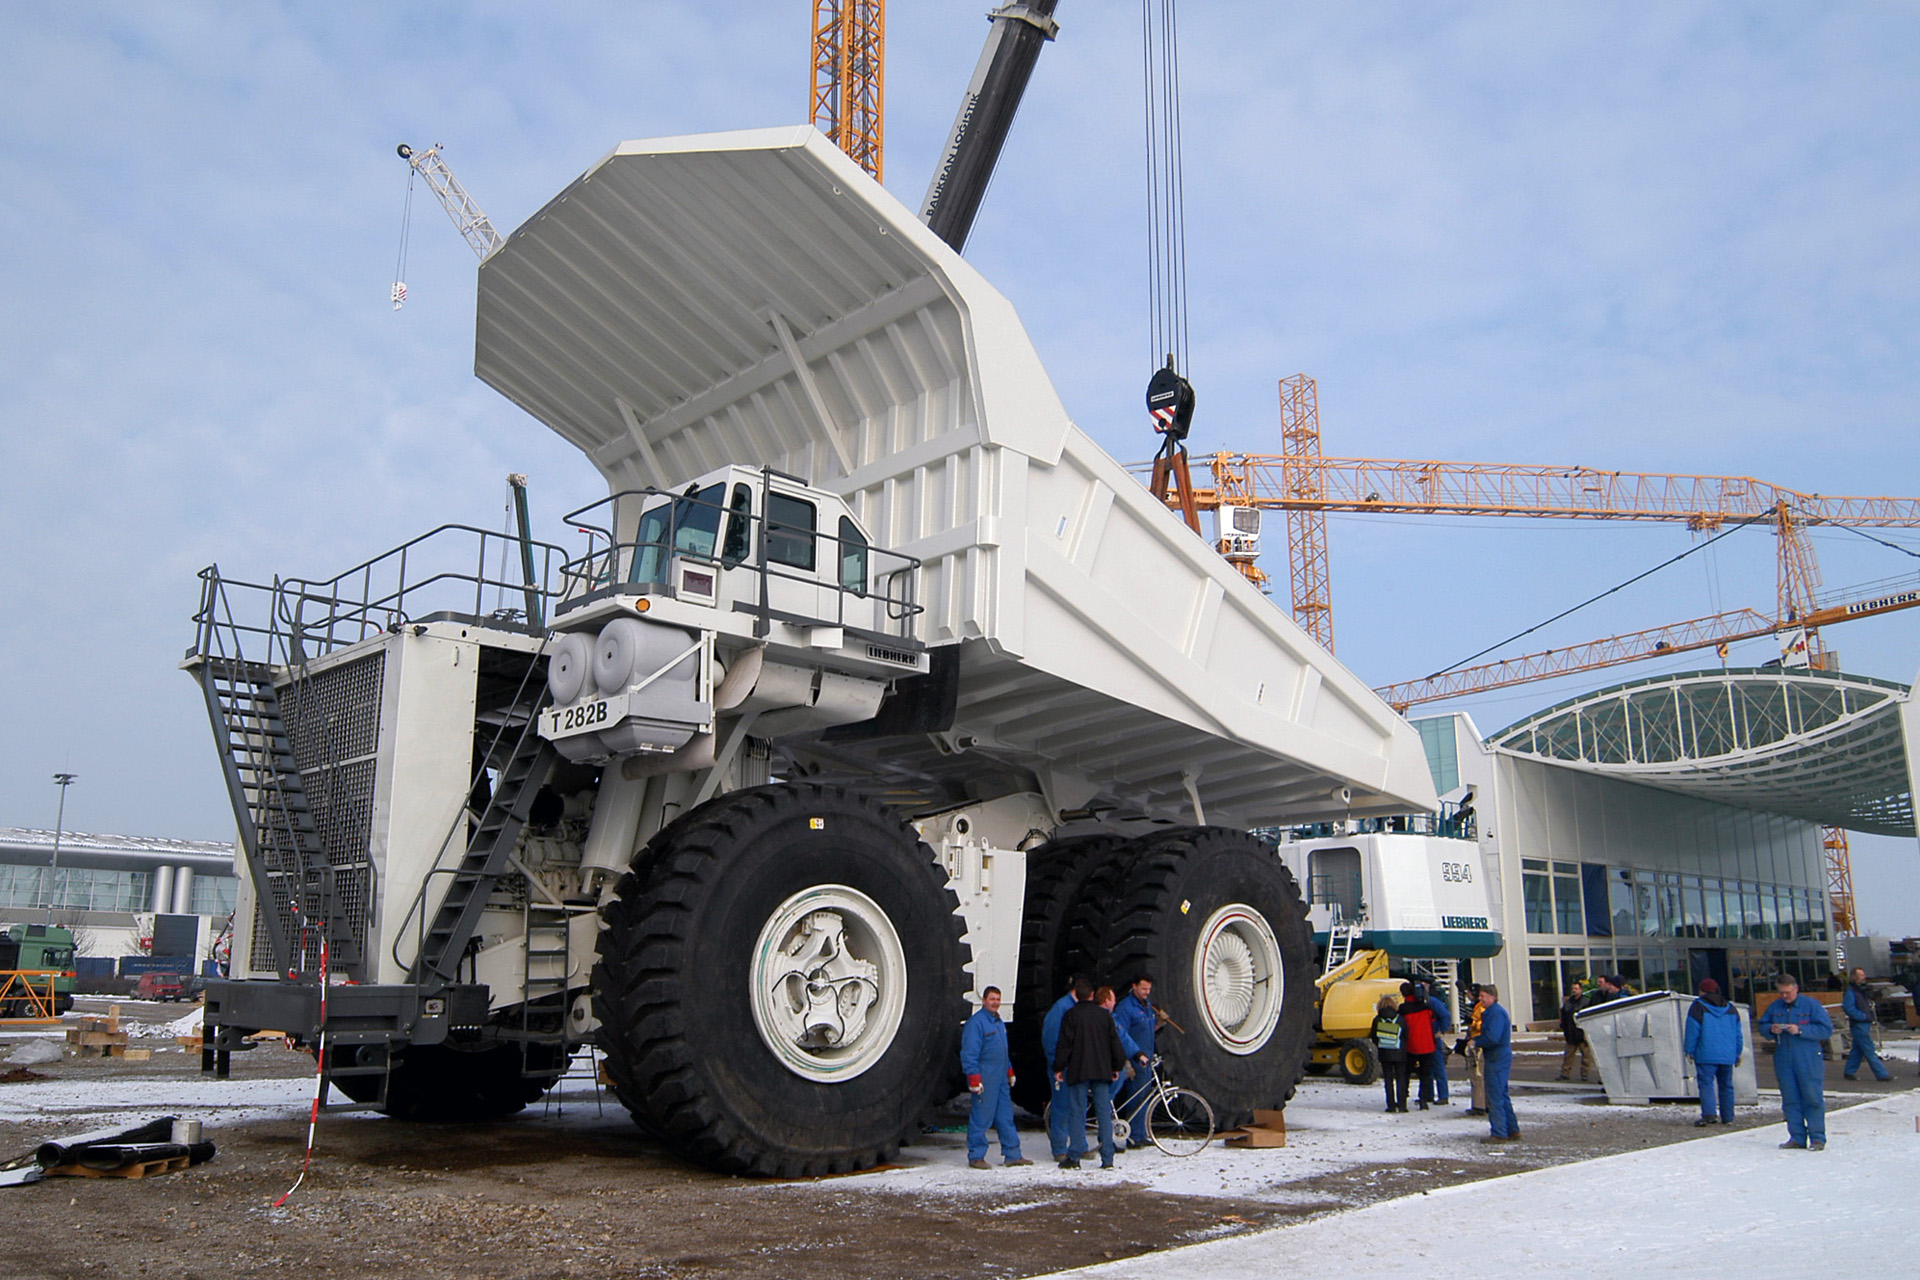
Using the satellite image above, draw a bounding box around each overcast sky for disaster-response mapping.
[3,3,1917,930]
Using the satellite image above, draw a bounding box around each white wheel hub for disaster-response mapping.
[1193,904,1283,1055]
[750,885,908,1082]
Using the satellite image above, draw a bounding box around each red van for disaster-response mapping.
[134,972,188,1002]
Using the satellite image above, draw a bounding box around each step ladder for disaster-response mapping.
[318,1037,393,1112]
[518,899,575,1076]
[1322,907,1363,975]
[196,656,359,974]
[414,707,559,987]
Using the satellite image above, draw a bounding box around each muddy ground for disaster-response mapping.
[1,1001,1913,1280]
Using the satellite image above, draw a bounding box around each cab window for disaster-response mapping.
[722,484,753,567]
[672,484,725,558]
[628,484,725,585]
[838,517,868,596]
[766,492,817,571]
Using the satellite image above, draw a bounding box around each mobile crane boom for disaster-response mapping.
[397,143,504,261]
[919,2,1061,252]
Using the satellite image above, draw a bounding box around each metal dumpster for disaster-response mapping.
[1575,991,1759,1106]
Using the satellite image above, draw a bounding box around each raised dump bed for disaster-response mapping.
[475,126,1435,829]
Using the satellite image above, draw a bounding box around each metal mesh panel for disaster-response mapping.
[269,651,385,975]
[281,656,384,763]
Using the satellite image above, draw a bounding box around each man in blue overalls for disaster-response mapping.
[1040,976,1081,1161]
[1473,984,1519,1143]
[1842,967,1891,1082]
[1758,974,1834,1150]
[961,986,1031,1168]
[1111,976,1158,1150]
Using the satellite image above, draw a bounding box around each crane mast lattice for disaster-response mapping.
[811,0,886,182]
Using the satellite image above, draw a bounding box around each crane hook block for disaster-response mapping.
[1146,365,1195,442]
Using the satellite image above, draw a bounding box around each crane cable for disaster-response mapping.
[1141,0,1190,377]
[1423,515,1765,681]
[391,163,417,311]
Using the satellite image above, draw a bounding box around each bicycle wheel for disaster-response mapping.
[1148,1087,1215,1156]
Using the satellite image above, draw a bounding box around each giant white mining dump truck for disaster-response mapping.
[189,127,1436,1176]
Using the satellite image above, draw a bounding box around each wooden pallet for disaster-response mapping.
[49,1154,192,1180]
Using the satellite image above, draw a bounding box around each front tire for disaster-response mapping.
[1339,1038,1381,1085]
[593,784,970,1177]
[1096,827,1314,1128]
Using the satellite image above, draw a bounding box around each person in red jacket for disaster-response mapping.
[1399,981,1438,1110]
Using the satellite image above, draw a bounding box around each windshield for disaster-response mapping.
[629,484,725,585]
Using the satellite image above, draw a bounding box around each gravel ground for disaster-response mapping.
[0,1002,1912,1280]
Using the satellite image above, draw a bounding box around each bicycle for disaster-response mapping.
[1045,1054,1216,1156]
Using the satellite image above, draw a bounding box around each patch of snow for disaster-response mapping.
[5,1039,61,1066]
[1042,1094,1920,1279]
[0,1073,325,1128]
[767,1079,1640,1205]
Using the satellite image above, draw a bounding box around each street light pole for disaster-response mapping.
[45,773,77,927]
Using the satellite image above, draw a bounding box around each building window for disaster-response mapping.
[1609,870,1636,937]
[1634,872,1662,936]
[1702,879,1727,937]
[1552,863,1582,935]
[189,876,237,917]
[1522,860,1553,934]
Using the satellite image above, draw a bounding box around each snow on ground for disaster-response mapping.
[1043,1093,1920,1279]
[0,1073,325,1131]
[788,1079,1640,1206]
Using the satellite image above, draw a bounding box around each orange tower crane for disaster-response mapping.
[811,0,886,181]
[1153,374,1920,935]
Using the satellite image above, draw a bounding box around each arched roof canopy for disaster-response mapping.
[1491,668,1914,836]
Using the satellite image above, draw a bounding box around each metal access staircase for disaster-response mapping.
[412,711,560,988]
[192,575,365,977]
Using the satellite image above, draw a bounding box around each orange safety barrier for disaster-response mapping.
[0,969,66,1022]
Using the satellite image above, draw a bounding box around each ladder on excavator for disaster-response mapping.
[1322,907,1363,975]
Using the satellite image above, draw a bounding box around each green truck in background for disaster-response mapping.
[0,924,78,1016]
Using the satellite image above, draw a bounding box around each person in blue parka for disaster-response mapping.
[1683,978,1743,1125]
[1842,967,1891,1082]
[961,987,1030,1168]
[1425,984,1455,1104]
[1471,984,1519,1142]
[1757,974,1833,1150]
[1040,976,1080,1160]
[1111,975,1157,1148]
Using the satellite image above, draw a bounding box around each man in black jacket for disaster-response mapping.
[1052,976,1129,1170]
[1556,986,1594,1082]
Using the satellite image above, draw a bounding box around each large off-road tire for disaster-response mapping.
[1009,833,1134,1113]
[328,1041,564,1121]
[1095,827,1315,1129]
[593,783,970,1177]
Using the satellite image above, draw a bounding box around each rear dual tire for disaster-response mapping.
[1094,827,1315,1128]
